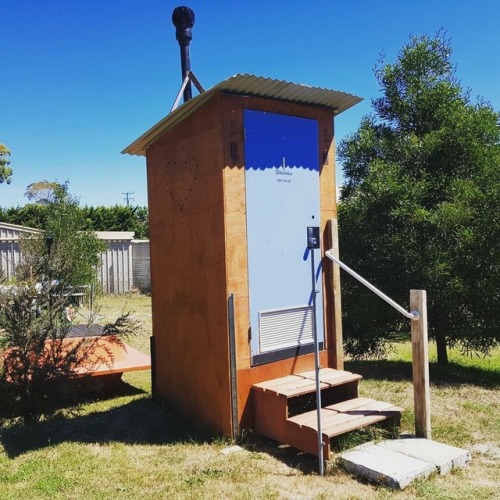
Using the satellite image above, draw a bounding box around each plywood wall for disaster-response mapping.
[146,95,232,435]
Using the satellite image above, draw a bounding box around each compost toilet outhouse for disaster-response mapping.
[123,73,362,437]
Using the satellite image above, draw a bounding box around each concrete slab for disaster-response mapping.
[339,438,470,489]
[340,443,436,489]
[379,438,471,475]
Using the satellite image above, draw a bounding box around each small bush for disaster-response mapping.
[0,185,138,422]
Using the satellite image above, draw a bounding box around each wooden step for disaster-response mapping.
[288,397,402,437]
[253,367,362,398]
[252,368,363,459]
[252,369,402,460]
[284,397,402,458]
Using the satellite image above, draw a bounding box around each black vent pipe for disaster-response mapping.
[172,6,195,103]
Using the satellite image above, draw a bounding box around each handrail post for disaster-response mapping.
[410,289,431,439]
[328,220,344,370]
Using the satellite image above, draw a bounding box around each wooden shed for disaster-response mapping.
[123,74,401,456]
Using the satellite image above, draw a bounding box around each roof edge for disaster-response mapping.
[123,73,362,156]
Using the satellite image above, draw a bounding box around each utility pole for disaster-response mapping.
[123,191,135,206]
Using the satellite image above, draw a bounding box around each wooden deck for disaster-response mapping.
[2,335,151,381]
[67,336,151,377]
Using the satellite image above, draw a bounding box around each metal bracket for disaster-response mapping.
[170,70,206,112]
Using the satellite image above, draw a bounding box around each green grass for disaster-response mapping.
[1,294,499,499]
[346,342,499,450]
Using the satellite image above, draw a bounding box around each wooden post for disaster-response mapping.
[328,219,344,370]
[410,289,431,439]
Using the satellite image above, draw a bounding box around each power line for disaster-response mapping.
[122,191,135,206]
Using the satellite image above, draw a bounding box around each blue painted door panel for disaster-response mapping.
[244,109,324,360]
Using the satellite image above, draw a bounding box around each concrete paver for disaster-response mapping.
[379,437,471,475]
[339,437,470,489]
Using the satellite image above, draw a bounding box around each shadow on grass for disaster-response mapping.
[242,423,399,475]
[345,359,500,389]
[3,360,497,463]
[244,434,320,474]
[1,393,324,474]
[0,377,144,422]
[0,393,209,458]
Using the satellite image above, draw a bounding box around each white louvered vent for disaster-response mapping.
[259,305,314,353]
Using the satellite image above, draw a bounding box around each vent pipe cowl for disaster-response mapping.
[172,6,195,103]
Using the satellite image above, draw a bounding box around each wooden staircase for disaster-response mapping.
[252,368,402,460]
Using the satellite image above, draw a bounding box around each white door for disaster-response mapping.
[244,109,324,365]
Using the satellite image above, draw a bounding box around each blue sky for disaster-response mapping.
[1,0,499,208]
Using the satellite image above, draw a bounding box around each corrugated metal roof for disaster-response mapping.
[0,222,41,239]
[96,231,135,241]
[122,73,362,156]
[0,223,135,242]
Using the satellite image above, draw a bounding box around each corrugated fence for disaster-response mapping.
[0,223,150,294]
[0,223,42,281]
[132,240,151,293]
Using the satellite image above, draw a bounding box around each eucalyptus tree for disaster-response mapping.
[0,144,12,184]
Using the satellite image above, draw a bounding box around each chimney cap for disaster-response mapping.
[172,6,195,33]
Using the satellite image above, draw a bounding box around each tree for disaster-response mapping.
[16,182,106,288]
[338,32,500,364]
[0,280,134,422]
[0,144,13,184]
[81,205,149,239]
[24,180,62,204]
[0,202,149,239]
[0,204,48,229]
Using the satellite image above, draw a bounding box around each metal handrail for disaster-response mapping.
[325,249,420,321]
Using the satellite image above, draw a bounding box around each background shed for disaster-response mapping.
[95,231,134,294]
[0,222,150,293]
[0,222,41,281]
